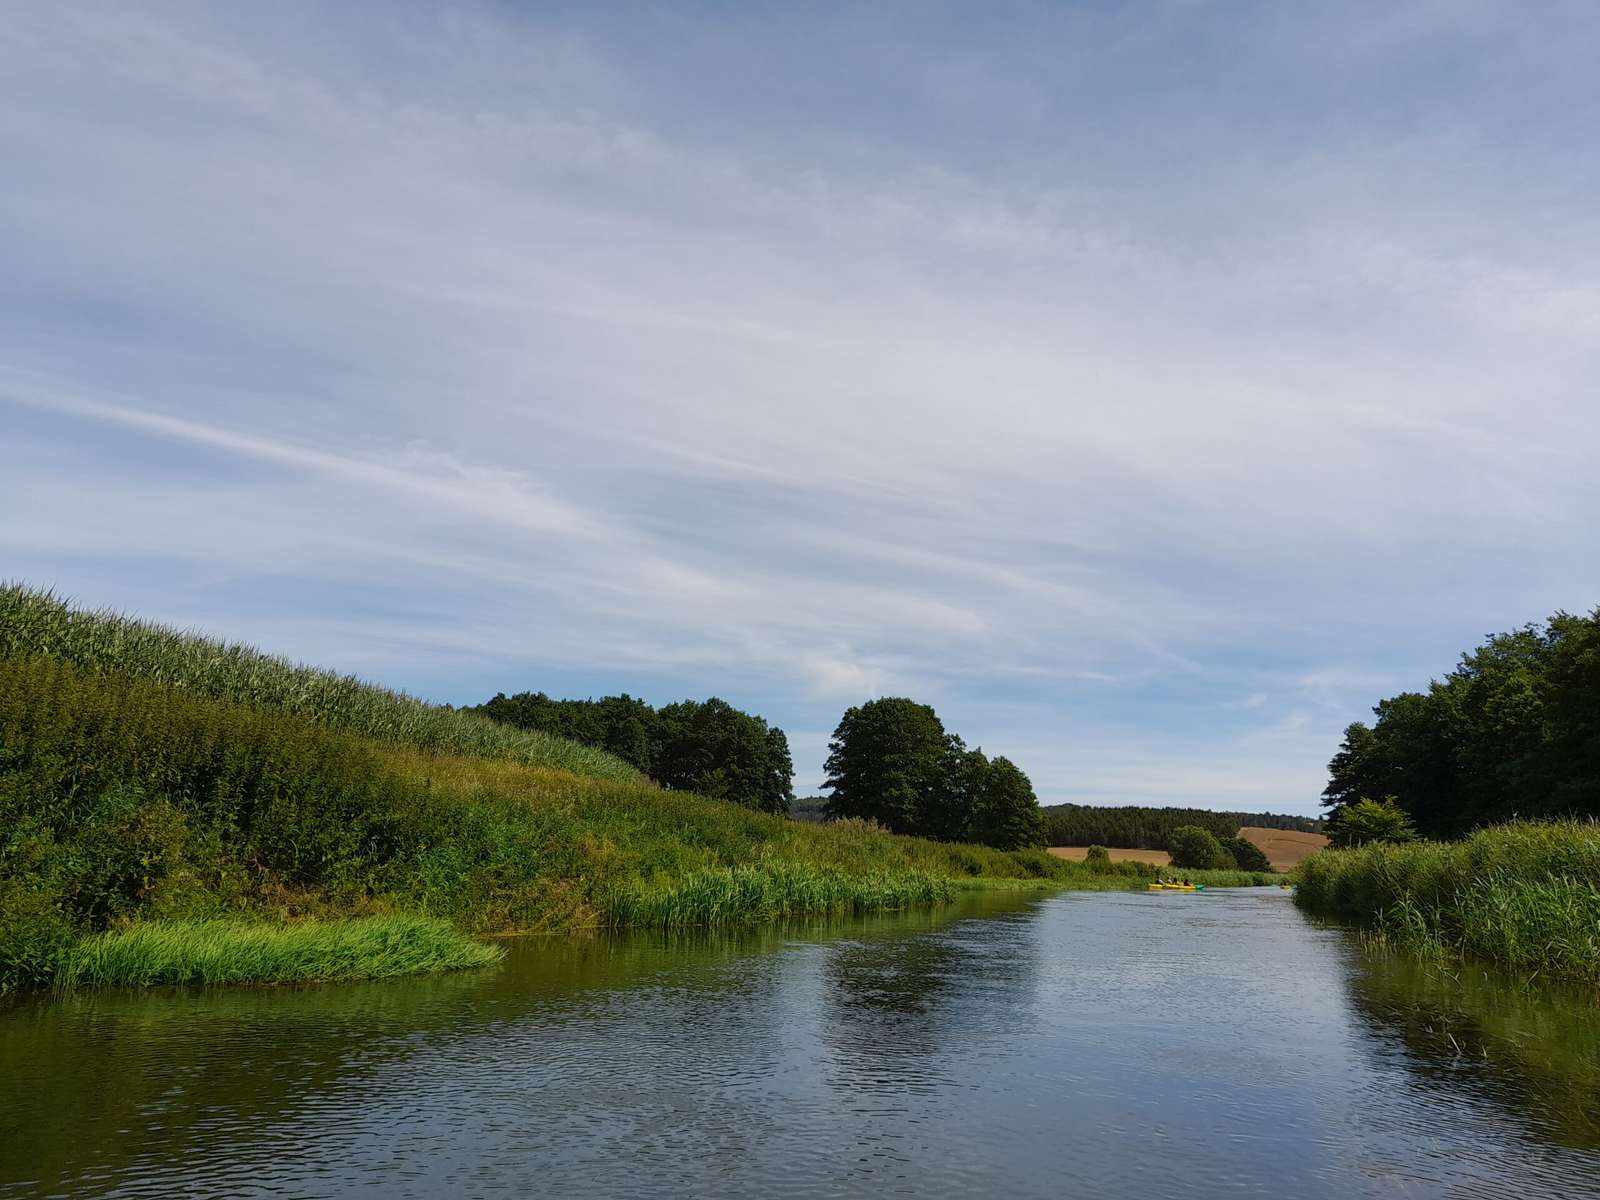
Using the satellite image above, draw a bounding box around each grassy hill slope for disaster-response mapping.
[0,590,1277,994]
[0,584,640,782]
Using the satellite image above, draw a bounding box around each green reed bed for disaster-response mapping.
[55,916,503,990]
[1294,821,1600,981]
[605,864,956,928]
[0,583,638,781]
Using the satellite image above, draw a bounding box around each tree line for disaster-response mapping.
[1323,607,1600,838]
[475,691,1047,851]
[471,691,793,815]
[1040,804,1322,850]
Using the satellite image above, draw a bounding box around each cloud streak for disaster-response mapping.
[3,1,1598,810]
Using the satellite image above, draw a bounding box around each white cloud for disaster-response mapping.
[3,1,1597,811]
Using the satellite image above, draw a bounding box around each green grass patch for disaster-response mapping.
[54,916,503,990]
[605,864,956,928]
[1294,820,1600,982]
[0,583,638,781]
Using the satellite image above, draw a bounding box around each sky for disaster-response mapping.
[3,2,1598,814]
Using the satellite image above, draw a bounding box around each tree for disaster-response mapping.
[1320,608,1600,837]
[1221,835,1271,872]
[656,698,792,816]
[472,690,792,815]
[1325,798,1416,848]
[823,698,951,834]
[921,739,987,843]
[971,756,1045,850]
[1167,825,1233,870]
[1084,844,1110,865]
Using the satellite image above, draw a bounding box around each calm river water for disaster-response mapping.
[3,889,1599,1198]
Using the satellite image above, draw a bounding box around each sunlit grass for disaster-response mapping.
[54,916,504,990]
[0,582,639,781]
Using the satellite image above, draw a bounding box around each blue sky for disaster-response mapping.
[3,2,1598,813]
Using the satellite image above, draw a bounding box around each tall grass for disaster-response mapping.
[55,916,503,989]
[605,864,956,928]
[1295,821,1600,981]
[0,583,638,781]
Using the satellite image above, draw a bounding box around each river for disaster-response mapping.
[3,889,1598,1198]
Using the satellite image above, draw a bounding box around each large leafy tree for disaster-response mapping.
[1167,825,1233,870]
[971,756,1045,850]
[823,699,1044,848]
[655,698,793,816]
[823,698,950,833]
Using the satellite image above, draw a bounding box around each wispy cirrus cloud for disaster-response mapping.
[3,1,1597,809]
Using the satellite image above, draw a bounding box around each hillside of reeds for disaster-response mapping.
[1294,821,1600,982]
[0,584,640,782]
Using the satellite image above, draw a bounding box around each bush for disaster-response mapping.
[1221,836,1272,873]
[1168,825,1234,870]
[1085,844,1110,864]
[1326,797,1417,847]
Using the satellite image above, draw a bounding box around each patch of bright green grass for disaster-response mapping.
[54,916,503,990]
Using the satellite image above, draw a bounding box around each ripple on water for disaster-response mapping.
[3,890,1598,1199]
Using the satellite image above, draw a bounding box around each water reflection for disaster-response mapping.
[3,889,1599,1200]
[1342,948,1600,1151]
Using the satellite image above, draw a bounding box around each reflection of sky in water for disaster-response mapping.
[3,891,1598,1199]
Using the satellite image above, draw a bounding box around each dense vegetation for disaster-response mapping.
[822,698,1045,849]
[1041,804,1321,849]
[1294,821,1600,982]
[0,584,639,782]
[1323,607,1600,837]
[472,690,793,814]
[0,590,1288,994]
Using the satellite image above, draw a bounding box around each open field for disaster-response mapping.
[1050,825,1329,872]
[1237,826,1328,870]
[1049,846,1171,866]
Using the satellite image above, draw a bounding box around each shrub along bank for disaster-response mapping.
[1294,821,1600,982]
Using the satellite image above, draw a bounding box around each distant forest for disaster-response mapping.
[1040,804,1323,849]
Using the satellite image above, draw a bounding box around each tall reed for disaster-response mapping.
[1294,821,1600,981]
[0,583,639,781]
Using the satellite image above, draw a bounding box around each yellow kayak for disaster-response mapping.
[1150,883,1197,891]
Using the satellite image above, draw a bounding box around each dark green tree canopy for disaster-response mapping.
[1167,825,1234,870]
[472,690,792,815]
[823,698,1044,849]
[823,698,951,834]
[971,756,1046,851]
[1321,608,1600,838]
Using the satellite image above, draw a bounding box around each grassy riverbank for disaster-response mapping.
[1,588,1282,994]
[1294,821,1600,982]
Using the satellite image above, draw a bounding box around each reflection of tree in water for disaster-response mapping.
[1344,949,1600,1151]
[819,909,1042,1085]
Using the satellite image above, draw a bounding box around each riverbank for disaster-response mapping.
[1293,820,1600,982]
[1,587,1286,994]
